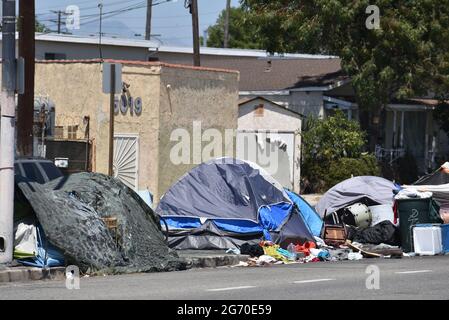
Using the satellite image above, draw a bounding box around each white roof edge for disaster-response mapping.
[323,95,357,108]
[155,45,338,59]
[240,90,291,96]
[32,33,160,49]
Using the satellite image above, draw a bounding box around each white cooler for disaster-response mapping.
[412,224,443,255]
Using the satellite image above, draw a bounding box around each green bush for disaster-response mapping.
[301,111,381,193]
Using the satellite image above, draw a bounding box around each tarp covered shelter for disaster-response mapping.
[17,173,186,273]
[156,158,321,250]
[315,176,400,218]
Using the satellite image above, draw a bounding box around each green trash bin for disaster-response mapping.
[397,198,442,253]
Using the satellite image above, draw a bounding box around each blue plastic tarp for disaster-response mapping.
[18,225,65,268]
[286,190,323,237]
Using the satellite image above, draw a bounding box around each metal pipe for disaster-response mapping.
[0,0,17,264]
[108,64,115,176]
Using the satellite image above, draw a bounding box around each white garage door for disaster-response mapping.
[113,135,139,190]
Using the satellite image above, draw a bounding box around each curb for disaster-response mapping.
[0,254,249,283]
[0,267,65,283]
[183,254,250,269]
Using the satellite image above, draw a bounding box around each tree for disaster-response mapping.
[206,6,264,49]
[301,111,380,193]
[241,0,449,149]
[35,19,49,33]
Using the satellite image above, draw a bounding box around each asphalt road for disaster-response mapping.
[1,256,448,300]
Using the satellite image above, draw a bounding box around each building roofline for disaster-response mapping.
[154,45,338,59]
[238,96,305,118]
[0,32,161,49]
[35,33,161,49]
[34,58,239,74]
[1,32,338,60]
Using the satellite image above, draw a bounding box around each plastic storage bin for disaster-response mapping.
[396,198,442,253]
[442,224,449,254]
[412,224,442,255]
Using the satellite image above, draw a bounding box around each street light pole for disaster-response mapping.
[0,0,17,264]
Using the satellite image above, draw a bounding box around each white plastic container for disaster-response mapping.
[412,224,443,255]
[369,204,395,226]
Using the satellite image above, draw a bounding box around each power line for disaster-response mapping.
[78,0,172,27]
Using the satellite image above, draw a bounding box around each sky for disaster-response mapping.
[34,0,241,46]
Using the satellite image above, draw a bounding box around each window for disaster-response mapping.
[54,126,64,139]
[44,53,67,60]
[21,163,45,184]
[254,104,264,117]
[68,125,78,140]
[39,162,63,181]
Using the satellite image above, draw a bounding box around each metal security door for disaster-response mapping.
[113,134,139,190]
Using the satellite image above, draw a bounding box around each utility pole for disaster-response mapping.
[186,0,200,66]
[50,10,64,34]
[17,0,35,157]
[0,0,17,264]
[98,3,103,60]
[145,0,152,40]
[223,0,231,48]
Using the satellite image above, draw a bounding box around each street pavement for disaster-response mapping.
[0,255,448,300]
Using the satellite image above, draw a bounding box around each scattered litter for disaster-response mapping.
[226,248,241,255]
[348,252,363,260]
[256,255,277,265]
[232,261,249,267]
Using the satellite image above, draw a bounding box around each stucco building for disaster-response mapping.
[31,59,239,202]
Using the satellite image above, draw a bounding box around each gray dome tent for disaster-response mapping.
[156,158,320,250]
[315,176,400,218]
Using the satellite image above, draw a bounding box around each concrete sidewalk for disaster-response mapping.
[0,250,249,284]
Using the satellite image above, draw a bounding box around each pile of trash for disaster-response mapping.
[231,235,403,268]
[17,173,186,274]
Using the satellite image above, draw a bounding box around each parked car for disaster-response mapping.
[14,158,63,184]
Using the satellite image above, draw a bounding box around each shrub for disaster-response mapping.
[301,111,381,193]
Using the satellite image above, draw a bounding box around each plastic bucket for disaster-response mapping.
[369,204,394,226]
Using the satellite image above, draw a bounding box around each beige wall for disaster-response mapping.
[157,66,239,200]
[34,62,162,195]
[112,63,161,194]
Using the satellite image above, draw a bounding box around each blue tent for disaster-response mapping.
[18,225,65,268]
[157,158,322,249]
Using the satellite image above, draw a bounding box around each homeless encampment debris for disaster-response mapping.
[156,158,323,250]
[315,176,401,219]
[16,172,186,273]
[403,162,449,223]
